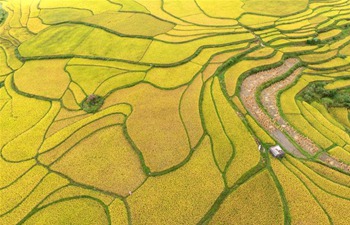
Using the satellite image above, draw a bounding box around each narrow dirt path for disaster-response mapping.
[261,67,319,154]
[240,58,306,158]
[240,58,350,173]
[319,153,350,172]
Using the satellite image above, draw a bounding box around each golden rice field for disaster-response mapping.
[1,0,350,224]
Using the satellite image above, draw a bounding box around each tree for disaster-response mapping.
[81,94,104,113]
[0,4,6,24]
[306,37,321,45]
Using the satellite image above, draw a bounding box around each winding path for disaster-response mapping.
[260,64,319,155]
[240,58,307,158]
[239,57,350,172]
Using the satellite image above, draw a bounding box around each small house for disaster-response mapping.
[269,145,285,158]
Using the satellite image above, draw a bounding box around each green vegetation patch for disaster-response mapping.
[306,37,321,45]
[299,81,350,108]
[0,3,7,24]
[81,94,104,113]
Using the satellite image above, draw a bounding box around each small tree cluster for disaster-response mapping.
[300,81,350,108]
[85,94,99,104]
[0,5,6,24]
[306,37,321,45]
[339,54,347,59]
[81,94,104,113]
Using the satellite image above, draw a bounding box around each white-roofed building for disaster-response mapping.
[269,145,285,158]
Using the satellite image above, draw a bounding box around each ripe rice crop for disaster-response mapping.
[2,0,350,223]
[210,171,284,225]
[271,157,330,225]
[51,126,147,196]
[127,136,224,225]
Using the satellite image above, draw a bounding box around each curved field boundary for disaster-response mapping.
[260,66,319,154]
[240,58,307,157]
[2,0,350,224]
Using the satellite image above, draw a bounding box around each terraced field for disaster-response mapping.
[1,0,350,224]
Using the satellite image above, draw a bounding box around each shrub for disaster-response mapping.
[81,94,104,113]
[338,54,347,59]
[321,97,334,107]
[300,81,349,108]
[0,4,7,24]
[306,37,321,45]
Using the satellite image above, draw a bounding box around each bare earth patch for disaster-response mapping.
[240,58,350,172]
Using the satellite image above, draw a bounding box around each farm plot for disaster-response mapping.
[1,0,350,224]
